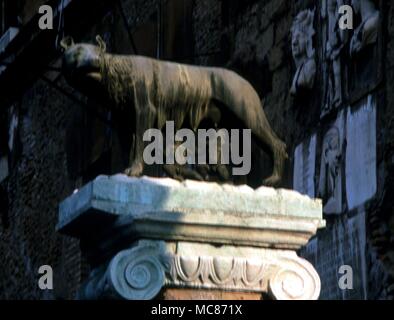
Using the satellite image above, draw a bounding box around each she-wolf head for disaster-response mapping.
[61,35,107,88]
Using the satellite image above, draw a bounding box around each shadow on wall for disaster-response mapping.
[0,185,9,229]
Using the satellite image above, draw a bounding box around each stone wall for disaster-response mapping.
[180,0,393,299]
[0,79,82,299]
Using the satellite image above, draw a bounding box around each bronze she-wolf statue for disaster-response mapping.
[61,36,287,186]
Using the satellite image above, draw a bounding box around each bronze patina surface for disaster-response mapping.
[61,36,287,186]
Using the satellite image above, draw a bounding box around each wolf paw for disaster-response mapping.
[124,163,144,177]
[263,174,281,187]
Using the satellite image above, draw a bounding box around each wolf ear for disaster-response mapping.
[96,35,107,52]
[60,36,75,50]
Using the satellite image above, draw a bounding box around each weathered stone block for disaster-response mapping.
[58,175,324,250]
[345,95,377,210]
[58,175,325,300]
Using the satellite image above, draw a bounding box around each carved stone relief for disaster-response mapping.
[350,0,380,56]
[348,0,382,102]
[319,0,381,114]
[290,9,317,96]
[317,95,377,214]
[318,111,346,215]
[321,0,348,115]
[300,210,368,299]
[293,134,317,198]
[78,241,321,300]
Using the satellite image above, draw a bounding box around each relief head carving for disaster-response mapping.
[318,126,343,215]
[291,9,316,96]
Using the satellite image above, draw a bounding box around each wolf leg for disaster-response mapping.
[125,106,156,177]
[163,164,204,181]
[253,111,288,187]
[263,140,287,187]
